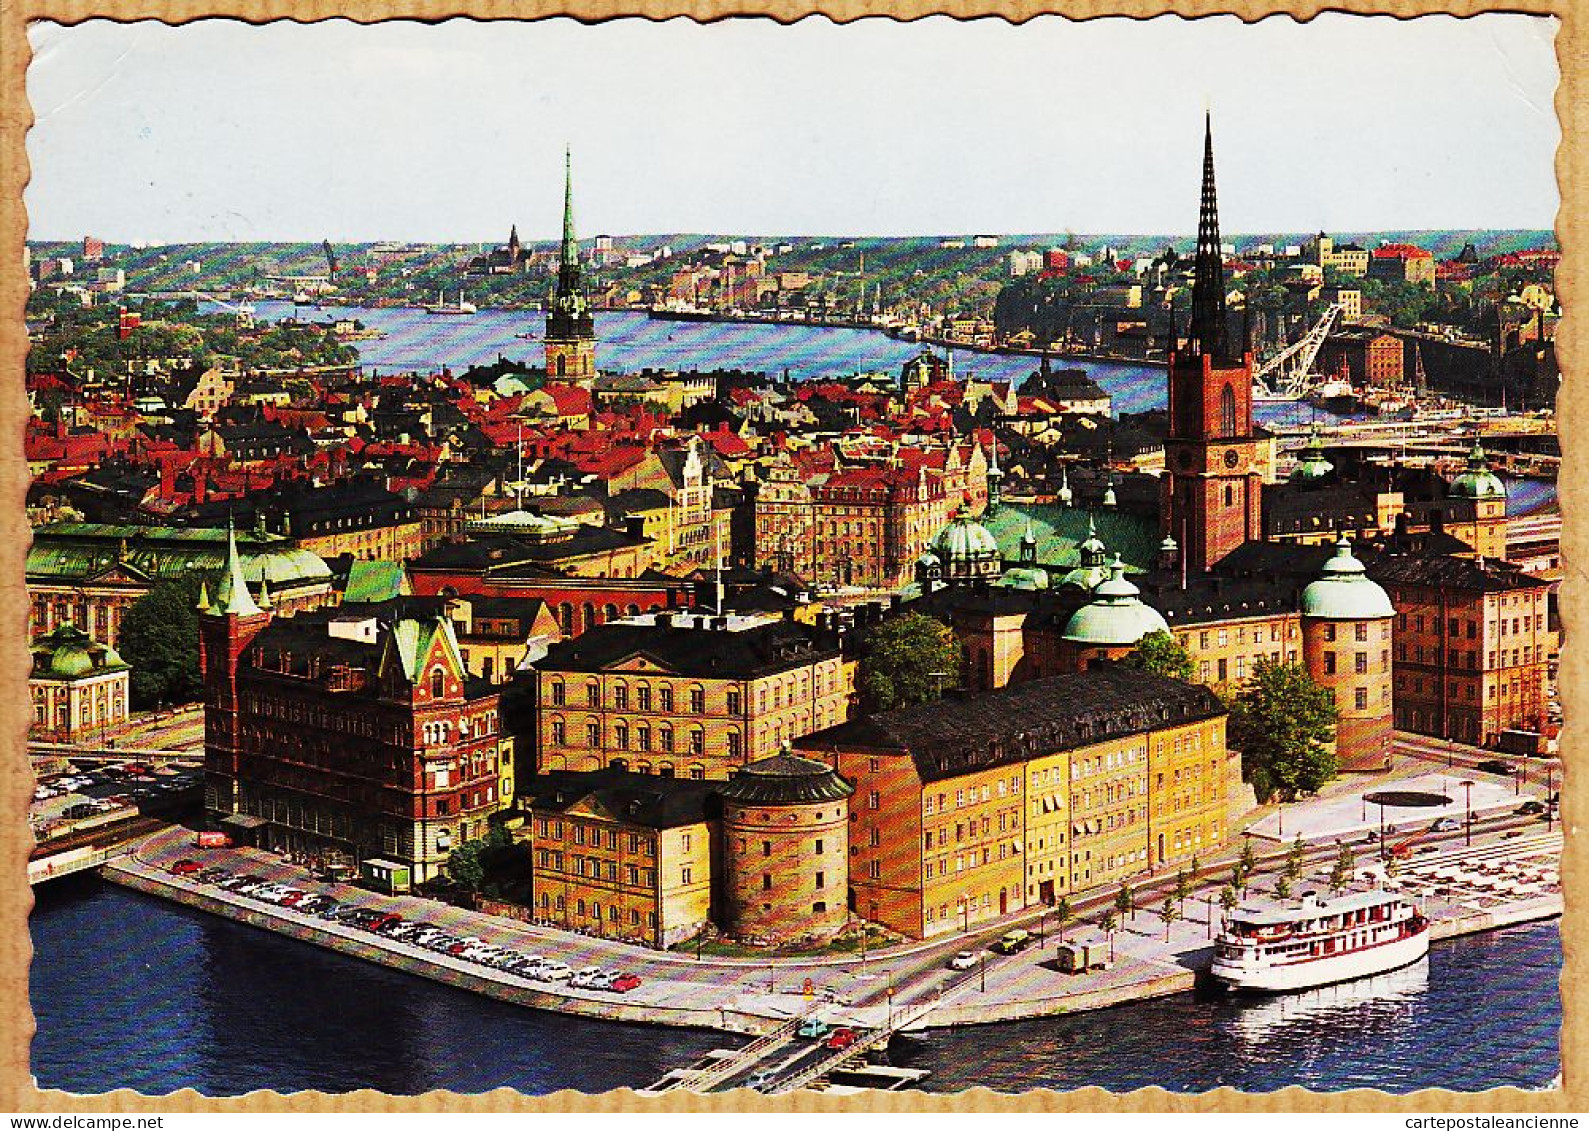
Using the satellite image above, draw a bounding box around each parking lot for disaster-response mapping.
[30,758,204,844]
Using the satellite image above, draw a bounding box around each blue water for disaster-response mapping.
[215,299,1337,428]
[29,876,1559,1096]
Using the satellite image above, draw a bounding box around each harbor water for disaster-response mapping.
[30,875,1560,1096]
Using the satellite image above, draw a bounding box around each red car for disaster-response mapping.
[825,1027,858,1050]
[169,859,201,876]
[368,913,404,932]
[611,973,642,993]
[280,891,308,907]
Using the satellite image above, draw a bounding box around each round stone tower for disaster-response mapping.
[720,750,854,944]
[1301,537,1396,772]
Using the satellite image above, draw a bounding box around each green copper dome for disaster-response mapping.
[933,504,1000,562]
[1062,556,1169,646]
[31,623,129,680]
[1450,440,1506,500]
[999,564,1051,591]
[1301,537,1395,620]
[1291,425,1335,483]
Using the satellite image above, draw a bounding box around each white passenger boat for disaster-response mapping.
[1211,889,1430,993]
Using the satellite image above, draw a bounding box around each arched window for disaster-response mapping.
[1220,384,1237,436]
[430,668,445,698]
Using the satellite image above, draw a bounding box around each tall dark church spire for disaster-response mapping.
[1189,112,1227,361]
[544,147,597,385]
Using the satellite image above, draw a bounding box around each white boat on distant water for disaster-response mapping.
[1211,889,1430,993]
[422,289,478,316]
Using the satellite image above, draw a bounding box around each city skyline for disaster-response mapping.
[25,14,1561,243]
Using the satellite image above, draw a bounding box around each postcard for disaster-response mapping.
[14,9,1569,1110]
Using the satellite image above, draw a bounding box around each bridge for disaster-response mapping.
[640,989,943,1096]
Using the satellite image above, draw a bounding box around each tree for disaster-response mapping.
[447,825,513,893]
[1173,869,1192,914]
[1054,896,1074,944]
[1229,658,1340,802]
[119,576,208,709]
[1285,834,1306,880]
[1188,854,1201,883]
[1329,842,1357,895]
[857,612,964,713]
[1218,884,1239,923]
[1121,630,1196,682]
[1099,909,1118,961]
[1115,883,1136,924]
[1239,838,1258,877]
[1159,896,1180,942]
[1275,874,1292,900]
[1230,863,1247,895]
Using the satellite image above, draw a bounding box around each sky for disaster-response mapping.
[24,14,1561,243]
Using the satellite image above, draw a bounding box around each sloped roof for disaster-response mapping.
[800,667,1225,784]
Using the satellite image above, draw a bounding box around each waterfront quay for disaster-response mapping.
[107,815,1560,1053]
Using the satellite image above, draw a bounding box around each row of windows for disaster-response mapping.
[535,851,657,887]
[922,840,1021,879]
[922,775,1024,815]
[548,717,727,757]
[535,891,658,929]
[1320,650,1388,675]
[551,675,834,714]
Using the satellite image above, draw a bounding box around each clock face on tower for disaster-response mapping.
[1223,449,1241,469]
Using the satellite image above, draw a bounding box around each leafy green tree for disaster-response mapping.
[1275,874,1292,900]
[1099,909,1118,961]
[1230,863,1247,895]
[119,576,207,709]
[1121,630,1196,682]
[1329,842,1357,894]
[446,825,513,893]
[1239,838,1258,877]
[1114,883,1136,924]
[1159,896,1179,941]
[1054,896,1074,944]
[1229,658,1339,802]
[1285,834,1306,880]
[857,612,964,713]
[1218,884,1239,921]
[1173,869,1192,914]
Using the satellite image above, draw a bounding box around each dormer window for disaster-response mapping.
[430,668,445,698]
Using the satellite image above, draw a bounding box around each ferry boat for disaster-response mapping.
[1211,889,1429,993]
[422,289,478,316]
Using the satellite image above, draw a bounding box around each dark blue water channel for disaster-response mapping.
[30,876,1559,1096]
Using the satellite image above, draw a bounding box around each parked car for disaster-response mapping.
[1430,817,1461,832]
[948,951,977,970]
[610,973,642,993]
[570,967,607,989]
[168,859,202,876]
[824,1027,859,1050]
[798,1018,831,1039]
[1416,844,1440,855]
[533,961,574,982]
[1518,800,1546,815]
[1475,759,1513,776]
[367,913,404,932]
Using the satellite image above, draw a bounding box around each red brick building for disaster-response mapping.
[201,525,510,884]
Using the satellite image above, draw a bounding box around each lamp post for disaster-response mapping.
[1461,779,1474,846]
[980,952,986,993]
[1547,767,1556,832]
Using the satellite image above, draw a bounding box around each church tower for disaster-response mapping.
[1161,114,1263,573]
[199,520,272,823]
[543,148,598,387]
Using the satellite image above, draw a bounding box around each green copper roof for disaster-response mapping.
[1062,557,1169,646]
[933,504,1000,561]
[27,522,331,589]
[344,559,411,604]
[1291,425,1335,482]
[1450,440,1506,500]
[981,504,1158,575]
[1301,537,1395,620]
[999,565,1051,591]
[210,520,263,617]
[31,623,128,680]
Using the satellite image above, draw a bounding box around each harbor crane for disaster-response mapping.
[1252,301,1345,399]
